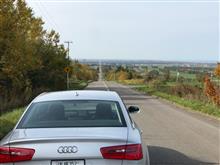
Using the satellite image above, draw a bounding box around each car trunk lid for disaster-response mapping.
[8,128,127,165]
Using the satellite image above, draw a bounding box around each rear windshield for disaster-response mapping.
[17,100,126,128]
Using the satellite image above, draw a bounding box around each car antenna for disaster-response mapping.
[75,91,79,96]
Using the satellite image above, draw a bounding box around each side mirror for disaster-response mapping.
[128,106,140,114]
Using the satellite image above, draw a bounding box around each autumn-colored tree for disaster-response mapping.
[117,71,129,80]
[71,62,98,81]
[105,67,141,81]
[204,76,216,98]
[204,75,220,105]
[214,62,220,88]
[214,63,220,78]
[213,94,220,106]
[214,63,220,105]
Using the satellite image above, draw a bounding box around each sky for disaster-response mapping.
[26,0,219,62]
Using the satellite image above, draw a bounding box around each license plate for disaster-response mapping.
[51,160,85,165]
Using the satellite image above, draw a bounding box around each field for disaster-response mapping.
[114,65,220,119]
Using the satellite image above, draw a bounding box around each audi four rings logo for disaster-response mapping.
[57,146,78,154]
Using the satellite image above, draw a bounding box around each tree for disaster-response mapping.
[117,71,128,80]
[0,1,69,111]
[214,63,220,78]
[204,76,216,98]
[214,63,220,87]
[71,62,97,81]
[163,68,170,81]
[204,75,220,105]
[145,70,159,81]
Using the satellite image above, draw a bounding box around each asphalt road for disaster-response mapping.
[87,81,220,165]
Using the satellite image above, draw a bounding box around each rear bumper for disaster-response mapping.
[13,159,122,165]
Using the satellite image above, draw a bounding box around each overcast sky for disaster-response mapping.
[26,0,219,62]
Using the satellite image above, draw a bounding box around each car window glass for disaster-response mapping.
[18,100,127,128]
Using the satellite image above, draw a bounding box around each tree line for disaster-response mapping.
[105,66,142,81]
[0,0,97,112]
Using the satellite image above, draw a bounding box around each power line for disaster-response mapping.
[33,1,62,34]
[38,1,64,34]
[33,2,54,28]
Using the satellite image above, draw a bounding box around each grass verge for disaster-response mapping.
[0,108,25,139]
[135,86,220,118]
[69,80,88,90]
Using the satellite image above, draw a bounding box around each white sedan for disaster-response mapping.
[0,90,150,165]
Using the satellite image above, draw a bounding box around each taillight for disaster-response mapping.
[100,144,143,160]
[0,147,35,163]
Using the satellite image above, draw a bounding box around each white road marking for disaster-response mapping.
[103,81,110,91]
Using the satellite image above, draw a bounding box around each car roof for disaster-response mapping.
[32,90,121,103]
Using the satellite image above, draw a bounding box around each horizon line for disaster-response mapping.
[76,58,218,63]
[27,0,219,3]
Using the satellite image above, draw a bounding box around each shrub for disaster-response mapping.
[148,79,164,90]
[0,108,24,139]
[170,83,203,99]
[145,70,160,82]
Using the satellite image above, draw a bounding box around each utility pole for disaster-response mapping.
[99,60,102,81]
[114,69,116,81]
[64,41,73,90]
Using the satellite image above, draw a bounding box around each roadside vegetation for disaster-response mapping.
[0,1,98,114]
[105,63,220,118]
[0,108,24,139]
[105,66,142,81]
